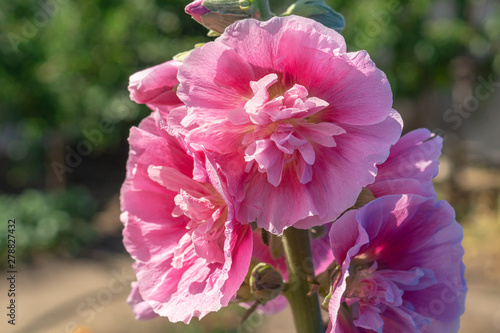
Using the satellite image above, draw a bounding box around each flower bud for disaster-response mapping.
[249,263,284,303]
[281,0,345,32]
[185,0,254,34]
[185,0,211,23]
[128,60,183,113]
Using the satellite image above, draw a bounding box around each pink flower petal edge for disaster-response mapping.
[368,128,443,198]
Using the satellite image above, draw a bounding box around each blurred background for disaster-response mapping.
[0,0,499,332]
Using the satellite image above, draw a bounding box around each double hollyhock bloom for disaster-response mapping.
[121,13,466,331]
[120,113,252,322]
[327,195,466,332]
[170,15,402,234]
[324,129,466,332]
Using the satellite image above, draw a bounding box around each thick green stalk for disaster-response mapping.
[253,0,274,20]
[282,227,325,333]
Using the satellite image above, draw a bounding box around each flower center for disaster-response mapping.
[345,261,382,307]
[172,187,227,265]
[343,260,437,332]
[232,73,345,187]
[148,165,228,266]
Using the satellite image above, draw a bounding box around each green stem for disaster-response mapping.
[253,0,274,20]
[282,227,325,333]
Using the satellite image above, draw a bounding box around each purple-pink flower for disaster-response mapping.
[170,15,403,234]
[367,128,443,199]
[120,113,252,323]
[326,194,466,332]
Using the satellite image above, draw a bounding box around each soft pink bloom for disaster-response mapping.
[128,60,183,115]
[171,15,402,234]
[367,129,442,198]
[185,0,210,24]
[120,113,252,323]
[327,194,466,332]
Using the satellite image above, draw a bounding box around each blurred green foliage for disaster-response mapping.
[0,187,97,265]
[0,0,209,189]
[327,0,499,96]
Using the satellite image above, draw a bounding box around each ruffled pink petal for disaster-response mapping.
[231,111,401,234]
[139,222,250,323]
[177,44,255,113]
[278,48,392,126]
[327,210,369,330]
[218,15,347,77]
[368,128,442,198]
[213,17,390,127]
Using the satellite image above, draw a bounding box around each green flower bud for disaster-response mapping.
[249,263,284,303]
[282,0,345,32]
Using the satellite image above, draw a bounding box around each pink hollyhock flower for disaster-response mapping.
[367,128,442,198]
[120,112,253,323]
[171,15,403,234]
[327,194,466,332]
[128,60,183,115]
